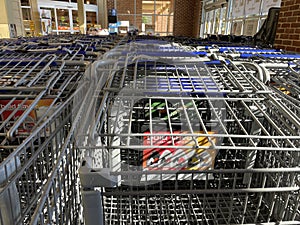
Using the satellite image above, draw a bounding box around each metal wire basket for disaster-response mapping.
[78,51,300,225]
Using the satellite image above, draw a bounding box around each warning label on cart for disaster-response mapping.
[142,131,217,173]
[0,99,54,136]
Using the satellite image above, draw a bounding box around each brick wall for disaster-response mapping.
[193,0,202,37]
[106,0,142,30]
[274,0,300,52]
[173,0,201,37]
[107,0,114,11]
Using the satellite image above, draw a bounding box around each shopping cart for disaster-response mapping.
[0,35,121,225]
[77,44,300,225]
[257,62,300,117]
[0,53,89,141]
[0,78,91,224]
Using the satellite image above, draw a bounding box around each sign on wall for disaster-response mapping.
[245,0,261,15]
[231,21,243,35]
[262,0,281,14]
[232,0,245,18]
[243,19,258,36]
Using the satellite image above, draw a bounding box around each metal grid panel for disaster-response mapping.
[0,34,122,225]
[0,85,85,225]
[103,173,300,225]
[267,65,300,101]
[78,49,300,224]
[0,59,87,144]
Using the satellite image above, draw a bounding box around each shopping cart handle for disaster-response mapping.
[240,53,256,58]
[192,51,207,56]
[241,53,300,59]
[205,60,230,65]
[220,48,280,53]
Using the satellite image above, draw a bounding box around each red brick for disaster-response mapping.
[283,40,292,45]
[107,0,114,9]
[280,33,289,39]
[281,23,291,28]
[293,10,300,16]
[291,22,300,27]
[274,45,285,50]
[296,0,300,4]
[278,17,288,23]
[274,40,283,45]
[285,28,295,33]
[280,6,289,12]
[293,40,300,46]
[295,28,300,33]
[290,4,300,10]
[174,0,200,37]
[296,47,300,53]
[284,11,293,17]
[286,0,295,6]
[287,16,298,22]
[289,34,300,39]
[286,46,296,52]
[276,28,285,33]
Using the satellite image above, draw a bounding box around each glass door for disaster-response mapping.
[56,9,71,32]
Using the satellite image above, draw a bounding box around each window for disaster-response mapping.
[85,0,96,4]
[115,0,174,36]
[201,0,282,37]
[40,7,56,30]
[243,19,258,36]
[86,11,97,30]
[57,9,70,30]
[20,0,31,36]
[22,8,31,20]
[70,0,96,4]
[72,10,79,31]
[21,0,30,6]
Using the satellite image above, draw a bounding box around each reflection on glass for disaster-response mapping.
[209,11,214,34]
[243,19,258,36]
[155,15,173,35]
[40,8,56,30]
[22,8,31,20]
[156,1,172,15]
[72,10,79,31]
[214,8,220,34]
[115,0,174,35]
[86,11,97,30]
[57,9,70,30]
[232,20,243,35]
[142,0,155,14]
[220,7,227,34]
[141,0,174,35]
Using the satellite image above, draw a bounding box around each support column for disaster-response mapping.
[98,0,108,29]
[0,0,24,38]
[78,0,86,34]
[30,0,41,36]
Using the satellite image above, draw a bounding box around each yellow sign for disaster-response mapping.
[30,21,35,31]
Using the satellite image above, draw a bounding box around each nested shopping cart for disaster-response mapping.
[0,45,94,225]
[258,61,300,117]
[77,45,300,225]
[0,80,90,225]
